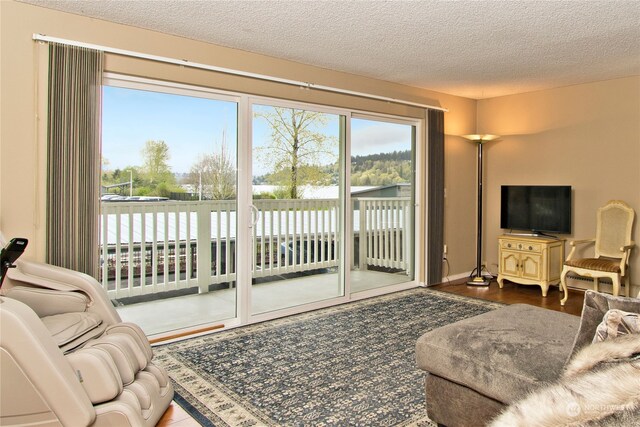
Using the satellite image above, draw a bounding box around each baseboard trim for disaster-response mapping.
[440,271,473,283]
[565,276,638,298]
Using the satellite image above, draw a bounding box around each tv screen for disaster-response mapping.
[500,185,572,234]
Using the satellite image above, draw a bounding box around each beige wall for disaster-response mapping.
[478,76,640,295]
[0,1,478,283]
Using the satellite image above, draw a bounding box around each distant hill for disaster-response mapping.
[350,150,412,186]
[254,150,412,187]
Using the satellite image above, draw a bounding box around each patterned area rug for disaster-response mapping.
[154,289,502,426]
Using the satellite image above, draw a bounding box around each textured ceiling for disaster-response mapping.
[19,0,640,99]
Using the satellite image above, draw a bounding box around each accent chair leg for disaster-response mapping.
[560,268,569,306]
[611,276,620,297]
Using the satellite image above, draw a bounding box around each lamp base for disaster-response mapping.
[466,276,491,286]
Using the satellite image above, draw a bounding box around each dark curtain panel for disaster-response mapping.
[427,109,445,285]
[47,43,103,277]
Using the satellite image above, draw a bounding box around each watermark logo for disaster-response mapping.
[566,401,581,418]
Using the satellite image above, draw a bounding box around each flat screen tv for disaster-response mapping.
[500,185,572,235]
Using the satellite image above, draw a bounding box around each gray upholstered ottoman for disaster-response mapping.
[416,304,580,427]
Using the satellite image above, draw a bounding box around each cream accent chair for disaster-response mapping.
[560,200,636,305]
[0,257,174,426]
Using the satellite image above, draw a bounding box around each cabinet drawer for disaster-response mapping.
[500,240,542,252]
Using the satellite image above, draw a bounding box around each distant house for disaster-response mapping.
[351,183,411,198]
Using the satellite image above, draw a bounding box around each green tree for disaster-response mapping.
[101,166,140,195]
[188,144,236,200]
[101,142,184,198]
[255,107,337,199]
[141,140,174,186]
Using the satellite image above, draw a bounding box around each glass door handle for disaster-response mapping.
[249,204,259,228]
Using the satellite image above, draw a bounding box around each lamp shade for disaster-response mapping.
[462,134,500,143]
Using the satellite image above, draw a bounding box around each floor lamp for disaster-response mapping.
[463,134,499,286]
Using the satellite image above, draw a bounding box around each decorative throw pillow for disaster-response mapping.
[566,290,640,364]
[592,309,640,343]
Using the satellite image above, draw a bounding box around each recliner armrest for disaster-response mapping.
[42,312,107,353]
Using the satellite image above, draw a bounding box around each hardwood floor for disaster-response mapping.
[432,278,584,316]
[155,278,584,426]
[156,403,201,427]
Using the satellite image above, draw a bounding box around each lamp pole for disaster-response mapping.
[463,134,499,286]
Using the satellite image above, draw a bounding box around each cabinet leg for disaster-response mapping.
[540,283,549,297]
[497,276,504,289]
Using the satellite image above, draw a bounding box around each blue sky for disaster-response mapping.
[102,86,412,176]
[351,118,412,157]
[103,86,237,174]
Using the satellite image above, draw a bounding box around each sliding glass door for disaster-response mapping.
[100,76,419,335]
[250,103,345,315]
[350,117,415,294]
[101,77,239,335]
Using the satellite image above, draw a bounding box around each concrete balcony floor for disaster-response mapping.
[116,270,410,336]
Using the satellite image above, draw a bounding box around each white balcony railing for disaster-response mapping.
[100,197,411,299]
[356,198,412,274]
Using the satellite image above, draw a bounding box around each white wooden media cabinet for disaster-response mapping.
[497,235,565,297]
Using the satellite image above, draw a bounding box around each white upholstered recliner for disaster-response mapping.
[0,256,174,426]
